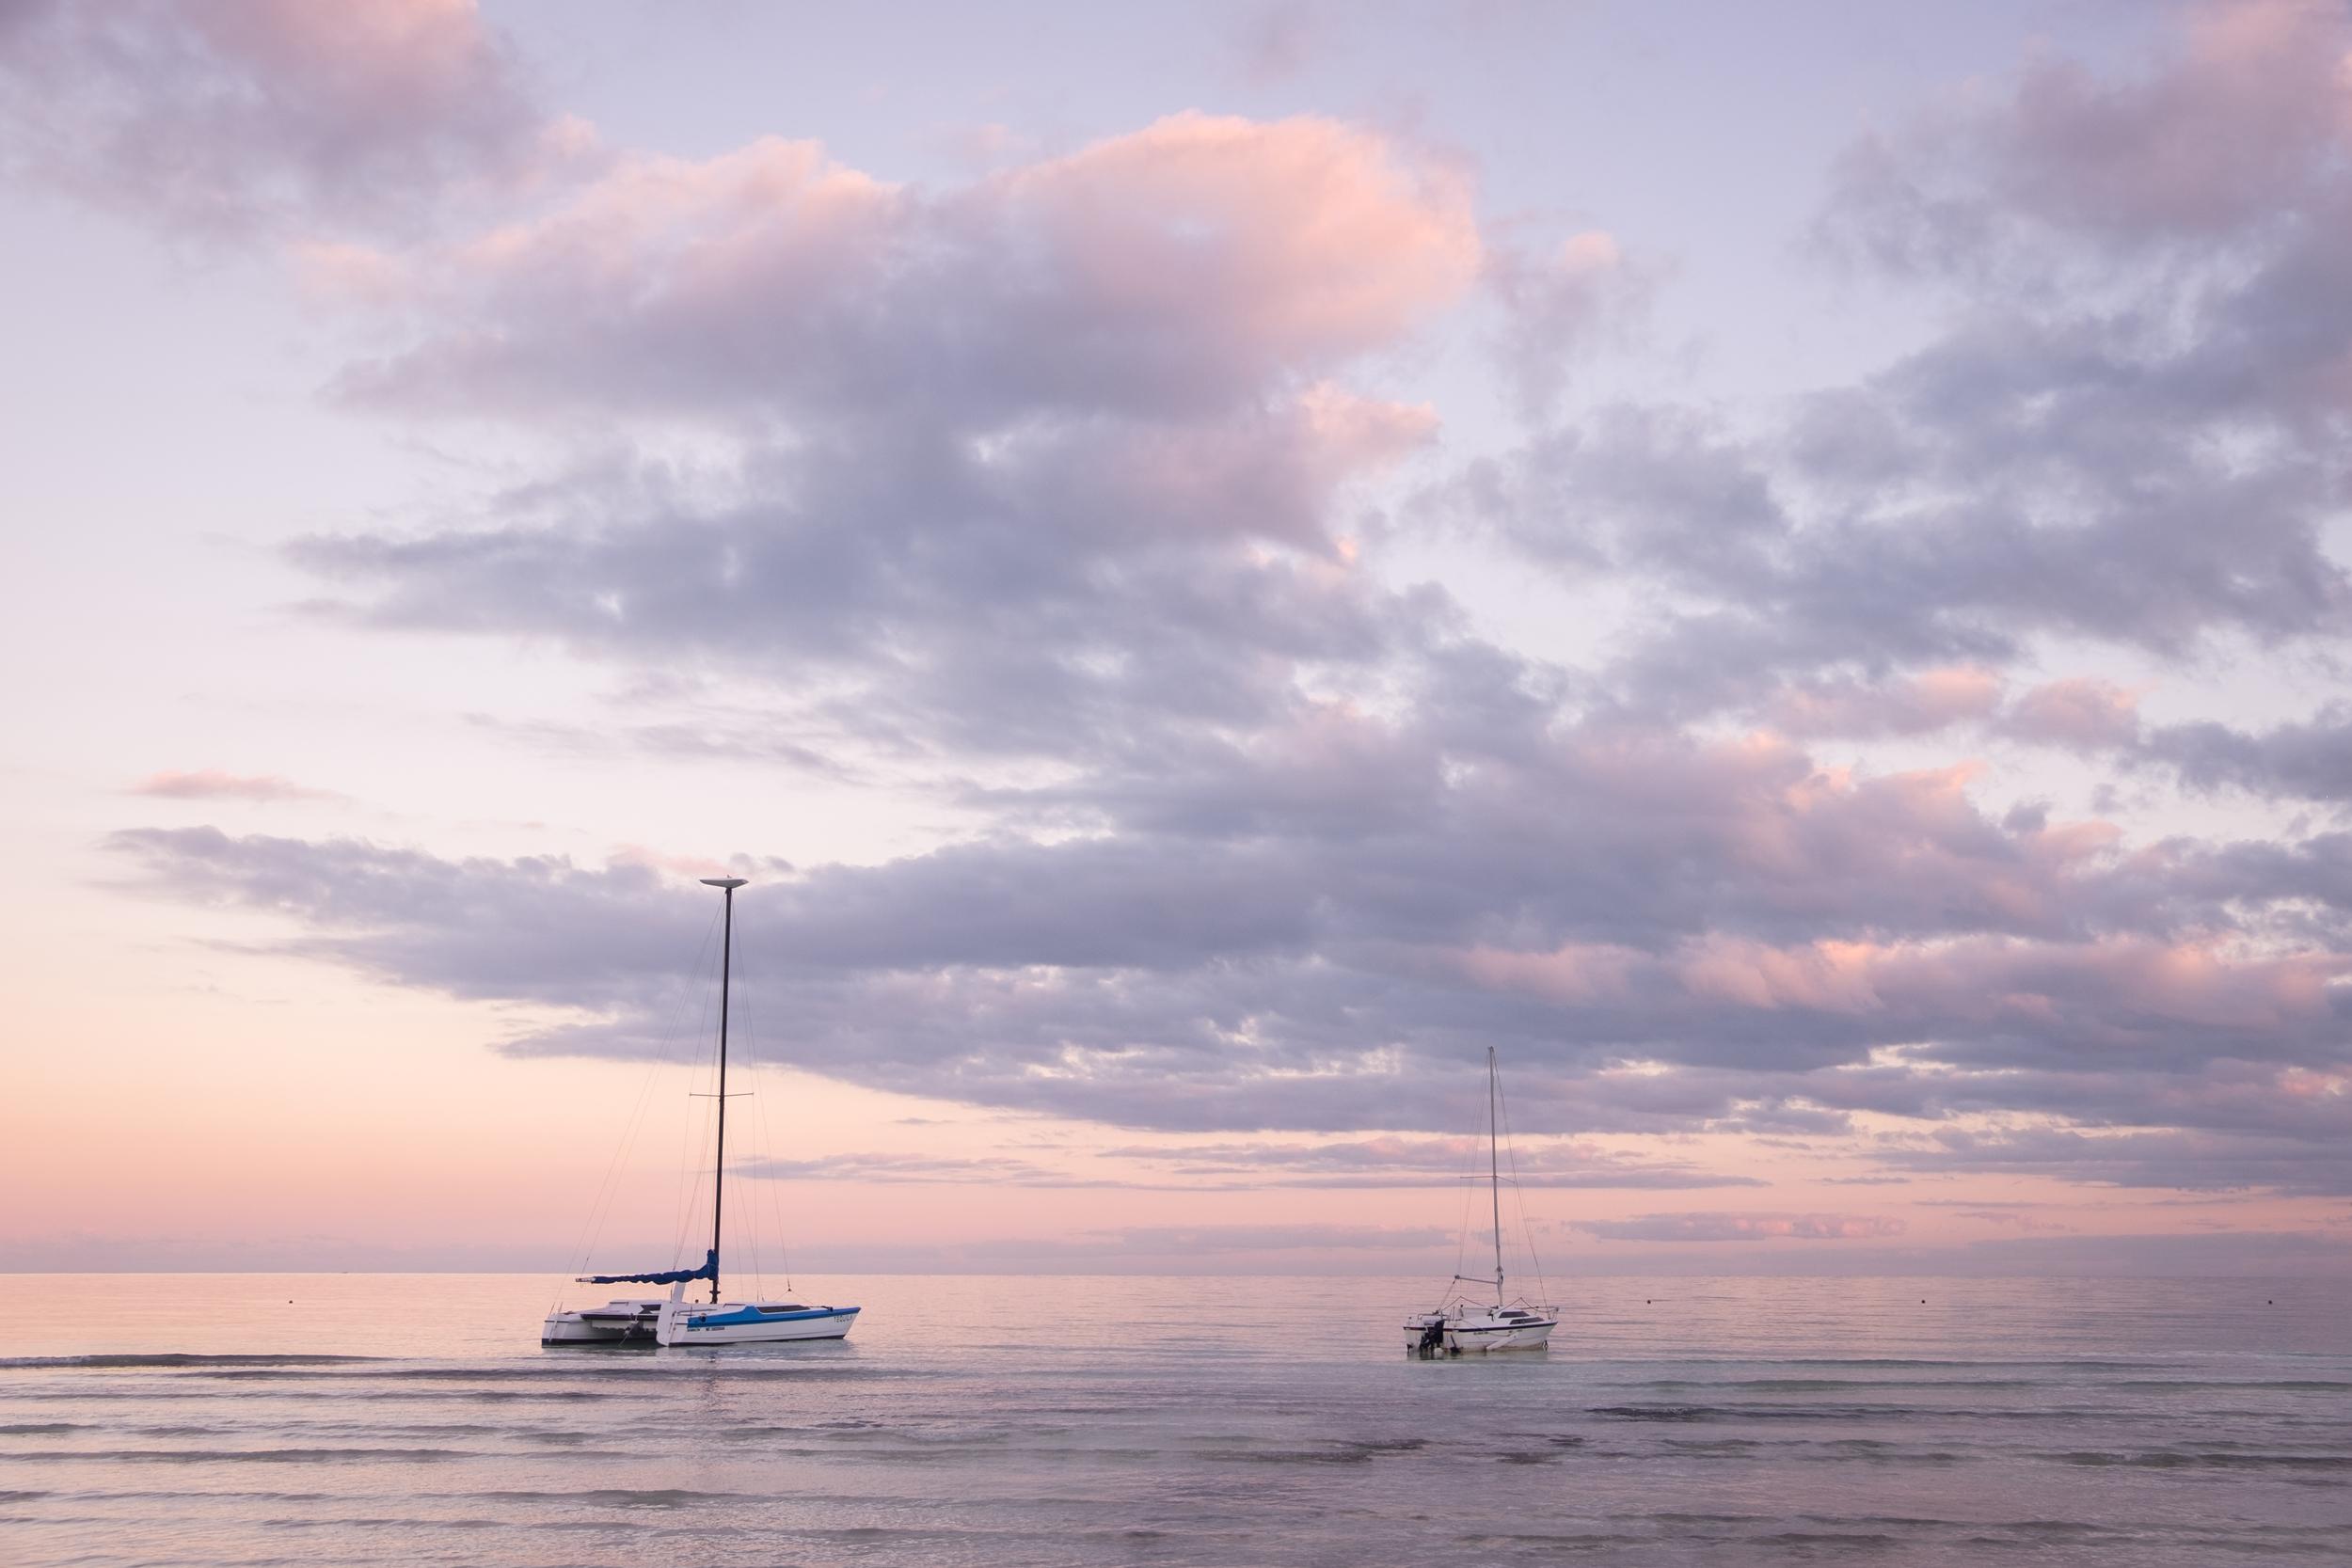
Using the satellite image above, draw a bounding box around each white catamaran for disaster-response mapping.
[541,877,860,1348]
[1402,1047,1559,1354]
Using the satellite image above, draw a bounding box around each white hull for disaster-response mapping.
[654,1299,859,1346]
[541,1298,666,1344]
[1406,1051,1555,1359]
[1405,1309,1558,1354]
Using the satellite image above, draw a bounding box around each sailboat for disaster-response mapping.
[541,877,861,1348]
[1402,1047,1559,1354]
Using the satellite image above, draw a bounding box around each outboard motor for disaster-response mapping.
[1416,1320,1448,1357]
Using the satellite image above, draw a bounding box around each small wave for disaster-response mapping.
[475,1487,747,1507]
[0,1490,53,1503]
[2047,1449,2352,1472]
[1210,1437,1432,1465]
[345,1388,624,1404]
[2111,1379,2352,1393]
[1590,1403,1910,1422]
[1634,1377,2039,1392]
[1759,1357,2182,1372]
[0,1423,87,1435]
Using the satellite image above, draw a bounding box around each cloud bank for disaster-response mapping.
[22,1,2349,1220]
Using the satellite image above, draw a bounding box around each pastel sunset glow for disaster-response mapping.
[4,0,2350,1279]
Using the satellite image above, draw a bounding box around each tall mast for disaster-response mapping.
[701,877,747,1304]
[1488,1046,1503,1305]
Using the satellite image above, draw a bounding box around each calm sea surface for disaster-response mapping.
[2,1273,2345,1565]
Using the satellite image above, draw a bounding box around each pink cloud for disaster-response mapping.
[1458,928,2348,1048]
[130,769,341,803]
[605,844,735,879]
[1998,0,2352,237]
[2006,676,2143,749]
[326,113,1481,426]
[1000,111,1481,374]
[1454,942,1644,1005]
[1679,937,1883,1013]
[1575,1212,1906,1243]
[1,0,590,234]
[1767,666,2006,738]
[1488,228,1650,417]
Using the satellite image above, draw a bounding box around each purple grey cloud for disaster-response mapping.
[0,0,582,237]
[1571,1212,1907,1243]
[130,769,343,803]
[66,3,2352,1215]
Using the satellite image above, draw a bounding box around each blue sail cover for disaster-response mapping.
[577,1249,717,1286]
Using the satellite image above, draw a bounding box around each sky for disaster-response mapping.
[3,0,2350,1280]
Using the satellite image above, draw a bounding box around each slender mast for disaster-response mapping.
[1488,1046,1503,1305]
[702,877,747,1304]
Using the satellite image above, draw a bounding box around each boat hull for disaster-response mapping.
[654,1301,860,1346]
[1404,1311,1558,1353]
[541,1299,665,1345]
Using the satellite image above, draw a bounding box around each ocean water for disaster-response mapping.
[1,1273,2345,1565]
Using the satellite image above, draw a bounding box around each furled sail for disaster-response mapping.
[577,1248,717,1286]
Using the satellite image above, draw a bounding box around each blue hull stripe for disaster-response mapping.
[680,1306,861,1329]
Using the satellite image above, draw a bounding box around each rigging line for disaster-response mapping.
[737,993,796,1300]
[1450,1077,1483,1294]
[667,939,726,1272]
[765,1029,795,1291]
[672,1068,719,1273]
[1497,1065,1550,1309]
[687,917,728,1262]
[564,901,723,1283]
[736,997,767,1298]
[553,901,723,1315]
[734,982,771,1297]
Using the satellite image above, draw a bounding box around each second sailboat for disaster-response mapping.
[1402,1047,1558,1353]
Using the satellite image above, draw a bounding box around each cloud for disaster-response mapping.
[103,809,2352,1175]
[129,769,343,803]
[1880,1122,2352,1197]
[1488,229,1649,420]
[0,0,591,236]
[1103,1135,1769,1189]
[1571,1212,1907,1243]
[1450,2,2352,723]
[1098,1222,1448,1252]
[322,112,1478,424]
[1765,667,2007,740]
[739,1152,1128,1188]
[1939,1209,2073,1234]
[2005,678,2143,751]
[59,4,2352,1235]
[1228,0,1344,85]
[1827,0,2352,262]
[2144,709,2352,803]
[279,117,1480,768]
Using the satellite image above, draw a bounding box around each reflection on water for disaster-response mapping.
[2,1274,2345,1565]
